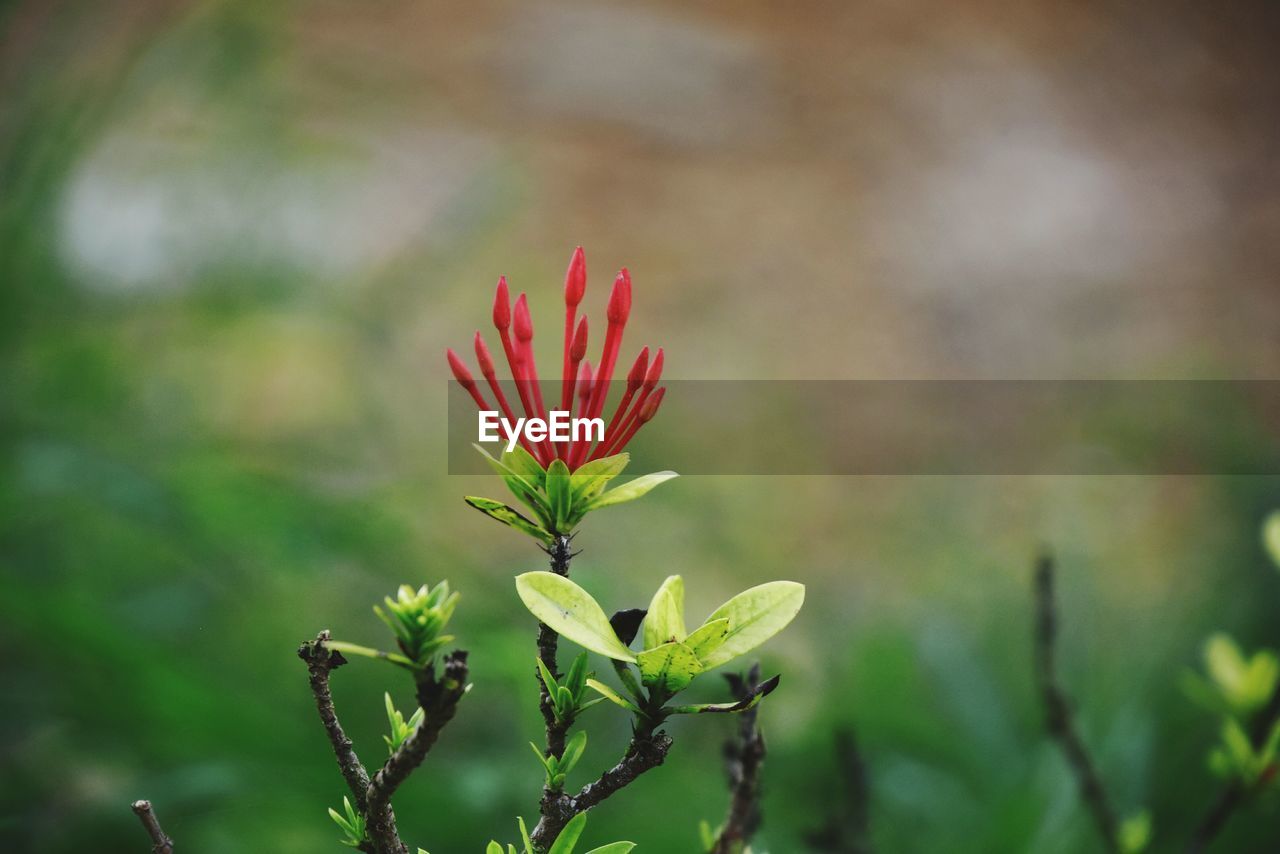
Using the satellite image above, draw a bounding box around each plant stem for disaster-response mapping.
[131,800,174,854]
[1034,554,1120,854]
[804,729,875,853]
[710,664,767,854]
[1185,680,1280,853]
[538,534,575,759]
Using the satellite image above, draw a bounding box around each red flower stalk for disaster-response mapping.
[448,249,664,470]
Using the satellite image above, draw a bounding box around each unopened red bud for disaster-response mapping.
[638,386,665,423]
[493,276,511,330]
[473,331,496,377]
[446,348,477,390]
[577,361,594,399]
[626,347,650,391]
[643,347,664,389]
[570,316,589,361]
[513,293,534,342]
[606,268,632,325]
[565,246,586,307]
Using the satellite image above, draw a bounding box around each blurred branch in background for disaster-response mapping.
[1186,680,1280,853]
[709,663,767,854]
[1033,554,1121,854]
[130,800,173,854]
[804,729,874,854]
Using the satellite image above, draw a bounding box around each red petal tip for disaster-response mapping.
[643,347,664,388]
[606,268,632,324]
[513,293,534,342]
[638,386,665,423]
[570,316,589,361]
[577,361,594,397]
[564,246,587,307]
[492,276,511,330]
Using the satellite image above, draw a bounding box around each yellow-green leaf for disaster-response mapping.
[637,641,703,694]
[516,572,636,662]
[698,581,805,669]
[584,471,678,510]
[643,575,686,649]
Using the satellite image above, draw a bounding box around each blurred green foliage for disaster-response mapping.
[3,2,1280,852]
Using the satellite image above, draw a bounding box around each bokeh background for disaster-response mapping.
[3,1,1280,851]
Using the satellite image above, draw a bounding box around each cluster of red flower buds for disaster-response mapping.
[447,248,666,470]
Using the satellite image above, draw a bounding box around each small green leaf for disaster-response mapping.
[560,730,587,774]
[570,453,631,503]
[488,842,505,854]
[643,575,686,650]
[474,444,554,527]
[503,447,548,485]
[698,581,805,669]
[537,657,560,693]
[549,811,589,854]
[667,674,780,714]
[584,471,678,510]
[586,678,642,714]
[518,816,533,852]
[516,572,637,661]
[637,641,703,694]
[530,741,554,774]
[466,497,554,545]
[583,845,636,854]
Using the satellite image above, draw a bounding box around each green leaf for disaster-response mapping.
[516,572,637,661]
[667,674,780,715]
[565,651,590,697]
[560,730,587,774]
[503,447,548,485]
[465,497,554,545]
[546,459,573,531]
[537,657,560,693]
[698,581,806,669]
[584,471,678,510]
[585,678,642,714]
[637,641,703,694]
[583,845,636,854]
[518,817,533,852]
[1263,510,1280,570]
[474,444,555,528]
[530,741,554,773]
[488,842,505,854]
[570,453,631,503]
[684,618,730,662]
[549,811,589,854]
[643,575,686,650]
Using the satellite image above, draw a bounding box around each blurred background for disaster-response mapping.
[3,1,1280,851]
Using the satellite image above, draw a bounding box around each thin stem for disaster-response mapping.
[1034,554,1120,853]
[298,631,374,809]
[1185,680,1280,853]
[131,800,174,854]
[804,729,875,853]
[710,664,767,854]
[538,535,575,760]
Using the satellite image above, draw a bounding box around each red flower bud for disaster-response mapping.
[493,276,511,330]
[446,347,476,390]
[606,268,632,325]
[474,331,496,377]
[570,316,589,361]
[513,292,534,342]
[639,386,665,423]
[565,246,586,308]
[643,347,664,390]
[626,346,650,391]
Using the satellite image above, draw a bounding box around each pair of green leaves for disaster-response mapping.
[515,572,804,706]
[483,814,634,854]
[327,797,366,848]
[383,692,423,755]
[1183,633,1279,719]
[373,582,460,666]
[530,730,587,790]
[1208,717,1280,787]
[538,651,604,724]
[466,447,677,541]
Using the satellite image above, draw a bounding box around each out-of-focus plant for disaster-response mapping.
[131,249,800,854]
[1183,633,1280,718]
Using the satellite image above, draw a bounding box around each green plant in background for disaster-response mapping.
[1183,633,1279,719]
[329,797,368,849]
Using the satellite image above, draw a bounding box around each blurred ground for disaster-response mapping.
[3,1,1280,852]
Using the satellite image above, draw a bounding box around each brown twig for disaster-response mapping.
[1185,680,1280,853]
[804,728,874,853]
[1034,554,1120,853]
[298,632,373,808]
[364,650,470,853]
[531,721,674,849]
[710,664,767,854]
[131,800,174,854]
